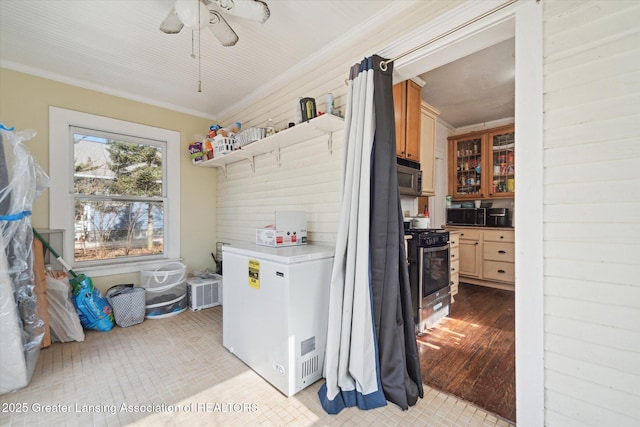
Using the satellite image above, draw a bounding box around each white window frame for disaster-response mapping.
[49,107,180,277]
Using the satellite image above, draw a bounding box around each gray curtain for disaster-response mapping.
[319,55,422,414]
[369,56,423,409]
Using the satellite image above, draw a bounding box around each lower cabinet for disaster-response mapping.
[448,231,460,302]
[446,227,515,291]
[458,229,482,278]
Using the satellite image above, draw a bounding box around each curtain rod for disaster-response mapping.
[379,0,520,71]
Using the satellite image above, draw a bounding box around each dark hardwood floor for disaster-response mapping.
[416,282,516,422]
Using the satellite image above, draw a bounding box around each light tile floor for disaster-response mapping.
[0,307,516,426]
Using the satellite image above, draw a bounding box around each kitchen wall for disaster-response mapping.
[0,68,216,292]
[214,0,460,246]
[542,0,640,425]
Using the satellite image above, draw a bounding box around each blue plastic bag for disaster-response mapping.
[70,274,114,332]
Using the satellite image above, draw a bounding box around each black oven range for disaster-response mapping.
[406,228,450,335]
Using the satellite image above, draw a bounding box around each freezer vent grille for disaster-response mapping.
[301,355,319,379]
[301,336,315,356]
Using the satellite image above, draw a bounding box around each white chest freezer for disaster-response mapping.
[222,243,334,397]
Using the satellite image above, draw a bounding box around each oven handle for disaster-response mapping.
[419,243,450,253]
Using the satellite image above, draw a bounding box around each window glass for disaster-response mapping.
[71,127,166,263]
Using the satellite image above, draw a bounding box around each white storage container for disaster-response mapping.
[140,262,187,319]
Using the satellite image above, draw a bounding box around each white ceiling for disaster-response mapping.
[418,37,515,128]
[0,0,514,127]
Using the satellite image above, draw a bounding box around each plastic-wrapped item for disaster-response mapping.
[46,275,85,342]
[0,126,50,394]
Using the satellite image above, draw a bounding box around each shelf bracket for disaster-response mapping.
[248,156,255,173]
[327,132,334,154]
[221,164,228,179]
[275,148,281,167]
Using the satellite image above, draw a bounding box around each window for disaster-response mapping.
[50,107,180,277]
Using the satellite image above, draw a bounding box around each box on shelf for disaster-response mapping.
[256,211,307,247]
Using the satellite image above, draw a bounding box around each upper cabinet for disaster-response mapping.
[487,126,515,198]
[448,124,514,200]
[393,80,422,161]
[419,102,440,196]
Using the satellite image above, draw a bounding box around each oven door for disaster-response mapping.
[417,244,451,333]
[418,244,450,298]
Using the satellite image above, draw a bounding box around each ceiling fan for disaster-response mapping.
[160,0,270,47]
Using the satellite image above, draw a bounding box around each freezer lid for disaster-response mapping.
[222,243,335,264]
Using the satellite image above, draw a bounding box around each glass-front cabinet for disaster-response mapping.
[488,125,515,198]
[449,135,484,198]
[448,124,515,200]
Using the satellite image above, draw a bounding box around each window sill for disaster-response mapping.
[75,258,183,278]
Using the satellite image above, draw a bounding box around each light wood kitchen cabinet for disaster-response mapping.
[448,230,461,302]
[487,125,515,198]
[458,228,482,278]
[393,80,421,161]
[482,229,515,283]
[419,102,440,196]
[448,124,515,200]
[446,226,515,291]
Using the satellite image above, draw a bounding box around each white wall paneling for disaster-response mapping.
[215,131,344,247]
[543,0,640,425]
[215,0,460,248]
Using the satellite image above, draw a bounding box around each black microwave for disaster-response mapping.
[397,157,422,196]
[446,208,487,226]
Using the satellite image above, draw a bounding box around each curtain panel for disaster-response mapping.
[319,55,422,415]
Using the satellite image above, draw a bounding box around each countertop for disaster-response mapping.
[445,225,515,230]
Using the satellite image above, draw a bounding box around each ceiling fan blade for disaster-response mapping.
[213,0,270,23]
[208,11,239,47]
[159,9,184,34]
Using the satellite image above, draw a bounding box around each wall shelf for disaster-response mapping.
[196,114,344,171]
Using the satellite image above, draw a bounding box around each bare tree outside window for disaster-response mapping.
[73,130,165,262]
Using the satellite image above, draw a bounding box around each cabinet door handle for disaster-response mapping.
[500,236,504,239]
[498,269,505,274]
[461,233,464,237]
[451,254,456,259]
[407,153,412,157]
[451,267,456,272]
[498,250,506,254]
[475,242,478,245]
[451,240,457,245]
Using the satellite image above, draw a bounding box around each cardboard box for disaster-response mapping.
[256,211,307,247]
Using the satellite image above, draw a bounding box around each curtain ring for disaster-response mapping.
[379,60,388,72]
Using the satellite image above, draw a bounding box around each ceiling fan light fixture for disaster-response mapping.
[175,0,209,29]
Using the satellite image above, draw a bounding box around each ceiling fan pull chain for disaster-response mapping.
[198,0,203,93]
[190,30,196,59]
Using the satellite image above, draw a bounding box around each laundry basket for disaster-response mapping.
[106,284,146,327]
[140,262,187,319]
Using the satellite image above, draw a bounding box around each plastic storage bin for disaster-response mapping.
[140,262,187,319]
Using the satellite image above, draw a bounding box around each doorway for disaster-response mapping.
[390,1,543,423]
[413,36,516,421]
